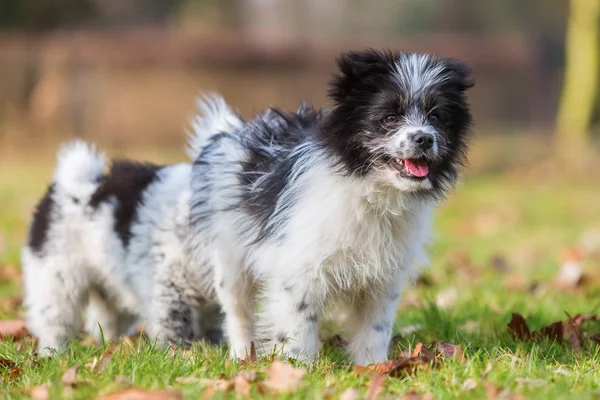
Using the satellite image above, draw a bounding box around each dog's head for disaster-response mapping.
[319,49,474,198]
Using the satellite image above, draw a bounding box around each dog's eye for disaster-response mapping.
[383,114,398,124]
[429,114,439,124]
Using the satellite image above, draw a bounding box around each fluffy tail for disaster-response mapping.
[53,139,106,198]
[186,93,243,160]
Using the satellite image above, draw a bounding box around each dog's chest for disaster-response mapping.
[279,175,429,290]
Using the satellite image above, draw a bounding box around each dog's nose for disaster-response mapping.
[412,132,434,151]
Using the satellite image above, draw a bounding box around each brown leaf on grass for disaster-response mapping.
[461,378,477,391]
[507,313,531,340]
[490,255,509,273]
[355,356,431,378]
[503,275,528,291]
[339,388,360,400]
[95,388,182,400]
[61,364,80,386]
[28,383,50,400]
[93,344,118,373]
[1,358,22,382]
[508,312,598,353]
[262,361,306,393]
[80,336,98,347]
[0,320,28,341]
[411,343,434,359]
[365,374,385,400]
[0,296,22,314]
[538,321,563,341]
[233,374,252,395]
[0,263,21,285]
[436,343,465,363]
[435,287,458,309]
[176,377,234,391]
[553,259,584,291]
[563,313,585,353]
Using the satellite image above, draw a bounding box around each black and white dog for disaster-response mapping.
[190,50,474,365]
[22,96,241,355]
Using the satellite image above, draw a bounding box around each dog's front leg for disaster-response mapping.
[346,277,404,365]
[213,250,255,360]
[259,277,323,363]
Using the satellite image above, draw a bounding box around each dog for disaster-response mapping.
[22,95,242,356]
[189,49,474,365]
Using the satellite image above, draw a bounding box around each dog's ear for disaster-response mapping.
[329,49,391,102]
[443,59,475,92]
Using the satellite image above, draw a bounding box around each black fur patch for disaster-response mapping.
[237,106,323,241]
[89,160,162,247]
[28,184,55,255]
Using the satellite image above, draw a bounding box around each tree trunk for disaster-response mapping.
[555,0,600,157]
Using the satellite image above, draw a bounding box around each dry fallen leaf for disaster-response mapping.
[1,358,22,382]
[175,377,232,391]
[0,296,22,314]
[509,311,598,353]
[461,378,477,391]
[93,344,118,373]
[436,287,458,309]
[538,321,563,341]
[233,374,252,395]
[61,364,80,386]
[356,356,431,378]
[262,361,306,393]
[28,383,50,400]
[0,263,21,285]
[0,320,28,341]
[339,388,360,400]
[490,255,509,273]
[95,388,182,400]
[80,336,98,347]
[436,343,465,363]
[554,259,583,290]
[507,313,531,340]
[365,374,385,400]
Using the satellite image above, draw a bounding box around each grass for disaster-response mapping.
[1,144,600,399]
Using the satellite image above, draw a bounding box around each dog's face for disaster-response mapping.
[321,49,474,198]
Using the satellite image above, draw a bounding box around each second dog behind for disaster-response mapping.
[22,96,241,355]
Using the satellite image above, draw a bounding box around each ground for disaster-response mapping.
[0,139,599,399]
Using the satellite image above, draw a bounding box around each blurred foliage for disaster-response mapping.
[0,0,185,31]
[0,0,568,35]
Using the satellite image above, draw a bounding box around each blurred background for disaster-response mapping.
[0,1,599,304]
[0,0,598,155]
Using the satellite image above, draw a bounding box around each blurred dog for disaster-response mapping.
[190,50,474,364]
[22,96,241,355]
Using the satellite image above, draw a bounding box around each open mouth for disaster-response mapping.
[390,157,429,180]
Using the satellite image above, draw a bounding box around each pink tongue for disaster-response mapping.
[404,159,429,177]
